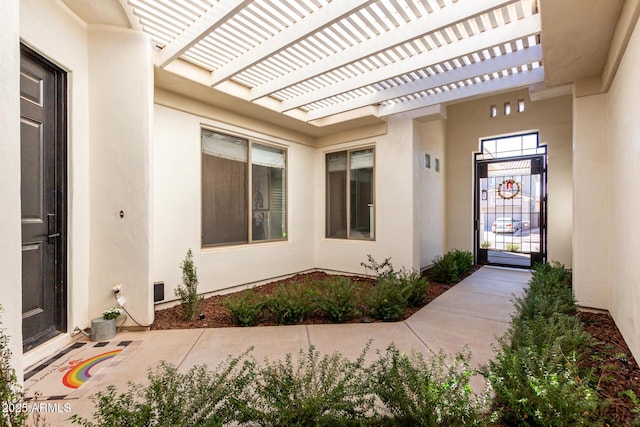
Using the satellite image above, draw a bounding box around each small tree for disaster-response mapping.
[174,249,203,321]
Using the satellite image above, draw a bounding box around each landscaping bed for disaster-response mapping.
[151,268,478,330]
[150,255,640,426]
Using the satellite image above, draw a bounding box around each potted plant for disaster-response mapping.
[91,307,120,341]
[102,307,121,320]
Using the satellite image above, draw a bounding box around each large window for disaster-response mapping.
[326,148,374,239]
[202,129,287,246]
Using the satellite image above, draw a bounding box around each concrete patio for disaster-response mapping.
[34,266,530,424]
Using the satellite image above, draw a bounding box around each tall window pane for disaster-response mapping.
[350,149,374,239]
[202,131,248,245]
[252,143,287,241]
[326,152,347,238]
[326,148,374,240]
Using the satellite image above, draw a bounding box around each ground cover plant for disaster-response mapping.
[371,345,491,426]
[485,262,601,426]
[71,343,492,426]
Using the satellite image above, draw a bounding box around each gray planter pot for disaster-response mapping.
[91,317,116,341]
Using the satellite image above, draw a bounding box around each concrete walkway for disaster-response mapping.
[37,266,530,424]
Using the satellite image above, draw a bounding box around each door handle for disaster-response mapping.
[47,213,59,243]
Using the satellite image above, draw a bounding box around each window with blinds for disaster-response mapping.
[202,129,287,246]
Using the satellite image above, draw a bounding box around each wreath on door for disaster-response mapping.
[498,179,521,199]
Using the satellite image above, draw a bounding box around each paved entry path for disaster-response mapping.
[40,266,530,424]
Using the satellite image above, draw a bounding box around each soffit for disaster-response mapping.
[539,0,624,87]
[127,0,544,126]
[62,0,132,26]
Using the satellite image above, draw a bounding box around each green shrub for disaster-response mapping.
[486,261,601,426]
[237,345,375,426]
[174,249,203,321]
[451,249,474,274]
[509,313,591,357]
[71,352,254,427]
[429,253,459,284]
[367,277,407,321]
[396,268,428,307]
[267,283,318,325]
[505,243,520,252]
[486,339,599,426]
[370,345,490,426]
[224,288,266,327]
[0,307,28,427]
[531,261,572,287]
[430,249,474,284]
[480,240,492,249]
[316,277,358,323]
[515,262,576,321]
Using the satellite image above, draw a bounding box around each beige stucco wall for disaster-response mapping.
[153,103,316,298]
[415,120,446,269]
[604,16,640,360]
[0,0,23,379]
[445,89,573,266]
[88,26,154,327]
[315,116,417,274]
[572,93,609,309]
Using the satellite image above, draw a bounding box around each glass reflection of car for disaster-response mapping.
[492,217,521,233]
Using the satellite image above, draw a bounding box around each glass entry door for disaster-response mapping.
[475,149,546,268]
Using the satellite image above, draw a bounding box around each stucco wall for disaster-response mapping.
[415,120,446,269]
[605,16,640,360]
[88,26,154,326]
[315,117,417,274]
[19,0,92,364]
[445,89,573,266]
[153,104,316,298]
[0,0,23,379]
[572,94,609,309]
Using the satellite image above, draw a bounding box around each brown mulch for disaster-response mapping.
[151,267,639,425]
[152,271,455,330]
[579,311,640,426]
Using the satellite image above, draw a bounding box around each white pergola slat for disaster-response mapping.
[130,0,544,126]
[376,67,545,117]
[306,44,542,121]
[281,13,540,111]
[249,0,516,101]
[158,0,253,67]
[208,0,377,86]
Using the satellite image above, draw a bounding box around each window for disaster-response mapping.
[326,148,374,239]
[478,133,545,160]
[201,129,287,246]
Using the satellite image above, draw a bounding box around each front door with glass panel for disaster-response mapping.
[475,133,546,269]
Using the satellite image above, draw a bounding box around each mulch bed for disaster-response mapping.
[151,267,639,425]
[151,266,480,331]
[579,311,640,426]
[153,273,437,330]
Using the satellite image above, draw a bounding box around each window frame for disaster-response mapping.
[325,146,376,241]
[201,127,288,248]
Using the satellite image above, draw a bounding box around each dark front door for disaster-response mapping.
[20,45,67,352]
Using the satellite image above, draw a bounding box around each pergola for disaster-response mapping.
[124,0,542,125]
